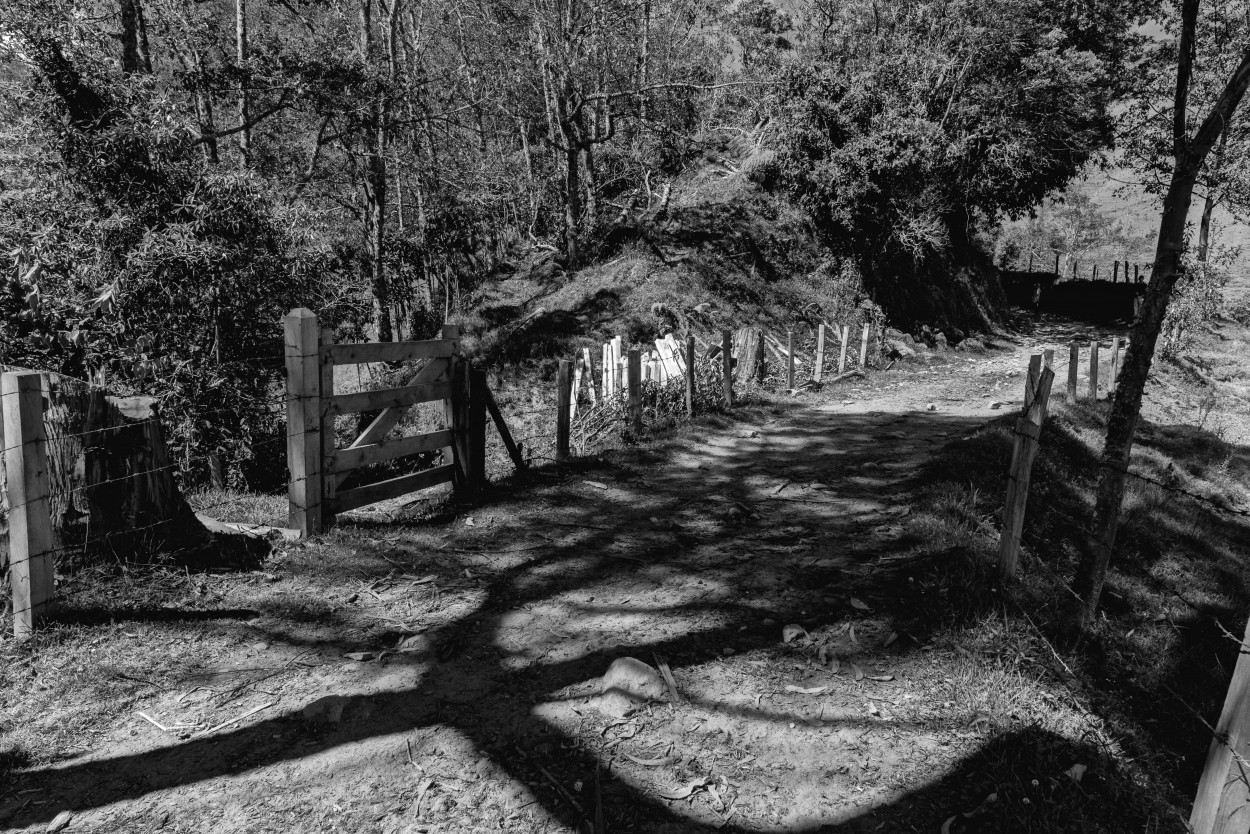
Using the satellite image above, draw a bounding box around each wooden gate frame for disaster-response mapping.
[284,308,486,537]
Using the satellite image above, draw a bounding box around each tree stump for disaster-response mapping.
[733,327,765,385]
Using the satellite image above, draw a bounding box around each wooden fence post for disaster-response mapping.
[284,308,323,538]
[1089,341,1100,401]
[556,359,572,461]
[838,325,849,374]
[1189,610,1250,834]
[469,367,487,489]
[998,365,1055,583]
[1054,252,1061,274]
[1024,353,1042,414]
[2,371,55,638]
[722,330,734,408]
[685,335,696,418]
[814,325,826,383]
[1068,341,1080,400]
[1110,337,1121,392]
[786,330,795,390]
[319,327,337,529]
[627,349,642,432]
[859,324,870,367]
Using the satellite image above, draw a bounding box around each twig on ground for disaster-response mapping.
[195,701,276,738]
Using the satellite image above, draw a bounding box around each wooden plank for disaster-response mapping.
[483,384,525,472]
[1110,337,1121,392]
[2,371,56,638]
[628,348,642,432]
[859,324,870,366]
[326,381,451,417]
[1024,353,1042,414]
[284,308,322,537]
[685,335,696,418]
[786,331,796,390]
[1068,341,1080,400]
[722,330,734,407]
[443,353,468,494]
[583,347,597,404]
[1089,341,1100,401]
[324,338,455,366]
[814,325,826,383]
[838,325,849,374]
[570,354,583,420]
[1190,612,1250,834]
[320,327,337,529]
[346,354,452,453]
[557,359,572,460]
[333,429,454,471]
[331,464,456,514]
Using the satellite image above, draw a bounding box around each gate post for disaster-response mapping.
[469,367,487,490]
[285,309,323,537]
[2,371,56,638]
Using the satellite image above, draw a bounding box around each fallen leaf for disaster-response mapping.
[866,675,894,682]
[658,776,712,801]
[463,516,476,527]
[782,624,807,644]
[583,480,609,490]
[850,662,865,682]
[1065,764,1088,783]
[784,685,828,695]
[343,651,375,662]
[883,631,899,648]
[828,658,841,674]
[850,598,871,611]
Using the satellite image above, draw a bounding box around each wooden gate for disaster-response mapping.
[284,308,489,537]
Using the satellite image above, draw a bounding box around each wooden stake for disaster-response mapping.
[1189,611,1250,834]
[627,348,642,432]
[838,325,849,374]
[1089,341,1100,401]
[2,371,55,638]
[722,329,734,408]
[483,384,525,473]
[583,347,597,404]
[570,353,583,420]
[1110,337,1121,392]
[1024,353,1042,414]
[1068,341,1079,401]
[786,331,795,390]
[814,325,826,383]
[1054,252,1061,274]
[556,359,572,461]
[685,335,696,418]
[998,366,1055,583]
[859,324,870,367]
[469,368,487,491]
[319,327,336,529]
[284,308,322,537]
[1113,261,1120,283]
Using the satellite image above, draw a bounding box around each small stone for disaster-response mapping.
[722,647,735,656]
[926,403,937,411]
[47,811,73,833]
[302,695,350,724]
[782,624,807,644]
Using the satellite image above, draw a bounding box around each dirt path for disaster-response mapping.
[3,331,1120,834]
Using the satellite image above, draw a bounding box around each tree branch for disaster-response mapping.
[192,91,291,144]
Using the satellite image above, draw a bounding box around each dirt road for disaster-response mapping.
[3,329,1125,833]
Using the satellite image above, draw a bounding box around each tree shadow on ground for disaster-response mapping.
[3,398,1200,832]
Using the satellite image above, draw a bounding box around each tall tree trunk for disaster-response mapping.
[1071,7,1250,631]
[120,0,142,76]
[137,1,152,74]
[563,134,581,264]
[1197,129,1227,263]
[638,0,650,121]
[236,0,251,167]
[359,0,393,342]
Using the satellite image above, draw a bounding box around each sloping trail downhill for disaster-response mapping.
[4,333,1110,834]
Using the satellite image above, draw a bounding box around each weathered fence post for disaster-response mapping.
[1089,341,1100,401]
[1110,337,1121,392]
[285,308,323,538]
[469,367,487,489]
[319,327,337,529]
[859,324,870,367]
[1189,610,1250,834]
[814,325,826,383]
[556,359,572,461]
[722,330,734,408]
[627,349,642,433]
[1054,252,1061,274]
[2,371,55,638]
[998,365,1055,583]
[838,325,849,374]
[1024,353,1042,413]
[786,331,796,390]
[1068,341,1080,400]
[685,335,696,418]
